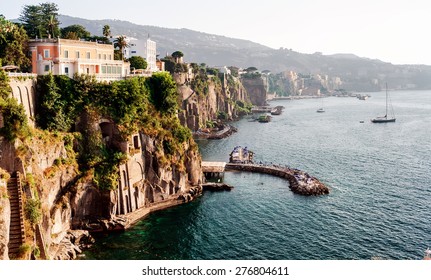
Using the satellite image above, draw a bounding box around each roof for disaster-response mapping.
[202,161,226,173]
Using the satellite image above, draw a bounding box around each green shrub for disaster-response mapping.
[24,198,42,226]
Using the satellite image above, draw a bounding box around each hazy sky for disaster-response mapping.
[3,0,431,65]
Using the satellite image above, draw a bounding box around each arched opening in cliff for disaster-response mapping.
[99,121,114,146]
[117,176,125,215]
[144,184,154,205]
[134,186,139,210]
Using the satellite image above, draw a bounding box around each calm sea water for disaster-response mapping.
[82,90,431,260]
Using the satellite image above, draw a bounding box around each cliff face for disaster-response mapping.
[0,176,10,260]
[0,124,202,259]
[175,71,250,131]
[241,75,269,106]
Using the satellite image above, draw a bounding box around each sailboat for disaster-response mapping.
[316,97,325,113]
[371,83,396,123]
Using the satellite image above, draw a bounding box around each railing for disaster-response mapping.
[53,58,124,65]
[7,73,37,78]
[95,74,125,81]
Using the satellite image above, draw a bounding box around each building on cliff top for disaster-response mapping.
[122,36,158,72]
[28,38,130,81]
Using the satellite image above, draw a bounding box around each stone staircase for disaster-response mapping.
[7,172,25,257]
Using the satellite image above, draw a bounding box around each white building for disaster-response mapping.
[123,36,157,71]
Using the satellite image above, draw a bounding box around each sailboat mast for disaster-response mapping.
[385,83,388,118]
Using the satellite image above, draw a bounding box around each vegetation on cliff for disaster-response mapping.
[35,72,194,190]
[0,69,30,141]
[0,16,31,71]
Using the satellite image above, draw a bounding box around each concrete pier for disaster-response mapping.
[225,163,329,196]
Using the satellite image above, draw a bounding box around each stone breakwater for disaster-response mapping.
[225,163,329,196]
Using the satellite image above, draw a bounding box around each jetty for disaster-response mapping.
[225,163,329,196]
[201,148,329,196]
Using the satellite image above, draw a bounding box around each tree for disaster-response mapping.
[36,73,71,131]
[61,25,90,39]
[19,2,60,38]
[19,4,43,38]
[103,25,111,38]
[0,69,29,141]
[146,72,178,115]
[245,66,258,72]
[40,2,60,38]
[129,56,147,70]
[113,36,129,60]
[0,17,31,70]
[171,51,184,63]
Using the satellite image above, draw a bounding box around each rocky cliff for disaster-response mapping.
[0,66,262,260]
[0,123,202,260]
[241,74,269,106]
[0,72,204,260]
[173,67,252,132]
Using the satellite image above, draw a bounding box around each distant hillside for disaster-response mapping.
[58,15,431,91]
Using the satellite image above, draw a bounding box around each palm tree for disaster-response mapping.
[46,15,56,38]
[113,35,129,60]
[103,25,111,38]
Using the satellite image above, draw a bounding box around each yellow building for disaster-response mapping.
[29,38,130,81]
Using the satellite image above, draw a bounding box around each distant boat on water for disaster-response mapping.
[317,97,325,113]
[357,94,370,100]
[371,83,396,123]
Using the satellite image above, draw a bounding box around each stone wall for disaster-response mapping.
[8,77,37,127]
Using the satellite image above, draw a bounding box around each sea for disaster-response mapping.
[81,90,431,260]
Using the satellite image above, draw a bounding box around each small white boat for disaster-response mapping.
[316,108,325,113]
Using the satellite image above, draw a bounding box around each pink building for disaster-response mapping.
[28,38,130,81]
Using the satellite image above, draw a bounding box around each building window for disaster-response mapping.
[44,64,50,72]
[86,52,91,59]
[44,49,50,58]
[98,54,101,59]
[131,51,136,54]
[101,66,106,73]
[109,55,112,60]
[64,50,69,58]
[76,51,80,59]
[104,54,107,60]
[65,67,69,74]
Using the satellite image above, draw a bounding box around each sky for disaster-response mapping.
[2,0,431,65]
